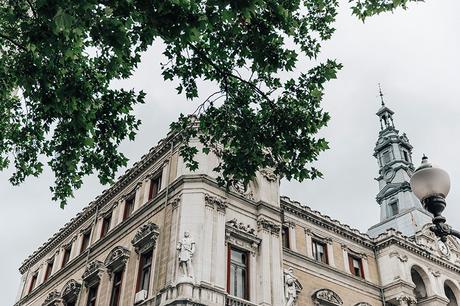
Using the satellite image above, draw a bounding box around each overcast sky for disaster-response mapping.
[1,1,460,304]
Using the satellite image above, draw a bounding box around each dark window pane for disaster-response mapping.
[81,231,91,253]
[44,261,53,282]
[101,215,112,238]
[148,176,161,201]
[86,284,99,306]
[110,271,123,306]
[282,226,290,249]
[228,248,249,300]
[123,196,135,220]
[62,247,71,268]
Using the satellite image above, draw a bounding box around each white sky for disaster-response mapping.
[1,1,460,304]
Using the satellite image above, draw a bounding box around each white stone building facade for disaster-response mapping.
[13,102,460,306]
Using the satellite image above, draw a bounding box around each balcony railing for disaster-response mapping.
[226,295,257,306]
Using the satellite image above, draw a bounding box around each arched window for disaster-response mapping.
[445,281,459,306]
[411,267,427,299]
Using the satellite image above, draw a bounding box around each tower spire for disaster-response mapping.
[378,83,385,106]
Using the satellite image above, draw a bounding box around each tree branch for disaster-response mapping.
[0,33,27,51]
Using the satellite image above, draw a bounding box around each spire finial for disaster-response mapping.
[378,83,385,106]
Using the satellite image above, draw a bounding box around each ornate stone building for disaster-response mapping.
[14,101,460,306]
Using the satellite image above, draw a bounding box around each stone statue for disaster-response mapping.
[177,231,195,278]
[284,267,301,306]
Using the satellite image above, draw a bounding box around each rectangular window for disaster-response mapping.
[80,231,91,254]
[148,175,162,201]
[403,150,409,162]
[28,272,38,293]
[389,201,399,217]
[44,261,54,282]
[86,284,99,306]
[101,214,112,238]
[281,226,290,249]
[62,246,72,268]
[137,250,153,293]
[110,270,123,306]
[312,240,328,264]
[227,247,249,300]
[348,255,364,278]
[382,151,391,164]
[123,195,135,221]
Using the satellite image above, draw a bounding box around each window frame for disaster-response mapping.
[43,260,54,282]
[312,239,329,264]
[136,249,153,294]
[348,255,364,278]
[388,201,399,217]
[148,175,162,201]
[61,246,72,268]
[28,272,38,293]
[86,283,99,306]
[227,245,250,300]
[80,231,91,254]
[100,214,112,238]
[123,195,135,221]
[281,226,290,249]
[109,270,124,306]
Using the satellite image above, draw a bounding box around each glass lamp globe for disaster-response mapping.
[410,156,451,202]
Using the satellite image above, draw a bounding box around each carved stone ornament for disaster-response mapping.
[61,279,82,302]
[396,295,417,305]
[284,268,302,306]
[232,182,254,201]
[131,222,160,254]
[312,288,343,306]
[42,290,61,306]
[389,251,408,263]
[104,246,130,274]
[354,303,372,306]
[82,260,104,288]
[260,168,278,182]
[257,218,281,236]
[226,219,261,255]
[204,193,228,212]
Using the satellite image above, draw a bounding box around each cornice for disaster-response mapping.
[280,196,374,248]
[19,133,179,274]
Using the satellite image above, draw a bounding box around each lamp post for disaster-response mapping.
[410,155,460,242]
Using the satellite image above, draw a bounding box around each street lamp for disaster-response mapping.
[410,155,460,242]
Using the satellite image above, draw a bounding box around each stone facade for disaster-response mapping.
[14,103,460,306]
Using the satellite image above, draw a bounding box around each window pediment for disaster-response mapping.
[42,290,61,306]
[104,246,130,274]
[312,288,343,306]
[61,279,81,302]
[131,222,159,254]
[82,260,104,287]
[226,219,261,255]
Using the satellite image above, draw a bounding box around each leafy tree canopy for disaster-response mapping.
[0,0,419,207]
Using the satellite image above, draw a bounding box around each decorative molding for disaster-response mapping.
[61,279,81,302]
[354,303,372,306]
[396,295,417,305]
[257,218,281,236]
[104,246,130,274]
[389,250,408,262]
[428,268,441,278]
[204,193,227,212]
[131,222,160,254]
[42,290,61,306]
[232,182,254,201]
[226,219,261,256]
[170,197,181,210]
[82,260,104,288]
[312,288,343,305]
[260,168,277,182]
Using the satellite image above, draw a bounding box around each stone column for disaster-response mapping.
[305,229,313,258]
[287,222,297,252]
[342,245,350,273]
[326,239,335,267]
[133,182,143,211]
[201,195,215,284]
[258,226,272,305]
[51,250,60,274]
[270,229,284,306]
[362,256,370,279]
[214,201,227,290]
[69,236,78,259]
[166,197,181,286]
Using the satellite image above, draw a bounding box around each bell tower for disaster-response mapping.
[367,87,432,237]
